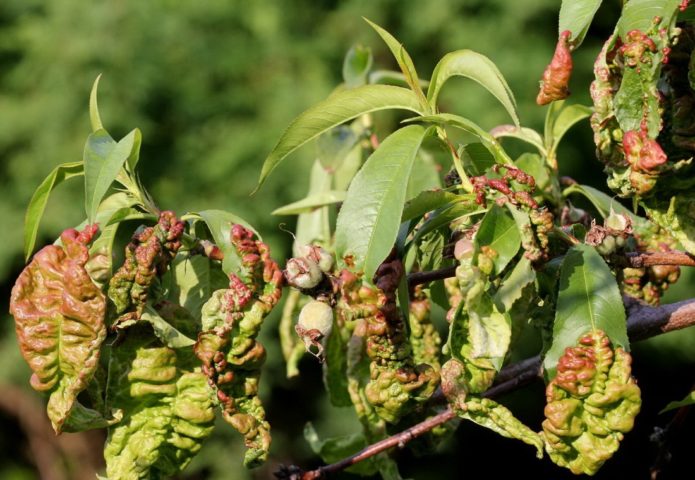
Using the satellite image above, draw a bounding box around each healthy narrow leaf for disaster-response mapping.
[335,125,429,279]
[364,18,428,108]
[272,191,346,215]
[660,391,695,414]
[490,125,546,155]
[428,50,519,126]
[544,244,628,379]
[562,184,643,223]
[24,162,83,260]
[548,103,592,154]
[409,201,483,246]
[89,74,104,133]
[402,190,463,222]
[559,0,603,46]
[412,113,513,164]
[474,204,521,277]
[256,85,422,190]
[368,69,430,88]
[343,44,373,87]
[84,128,142,223]
[294,160,332,256]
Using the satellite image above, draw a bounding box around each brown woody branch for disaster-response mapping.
[282,295,695,479]
[407,250,695,289]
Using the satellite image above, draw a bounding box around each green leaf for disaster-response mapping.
[335,125,429,279]
[409,200,482,246]
[660,391,695,414]
[490,125,546,155]
[323,329,352,407]
[364,18,428,109]
[272,191,346,215]
[515,153,550,191]
[316,125,360,173]
[544,244,628,379]
[105,207,156,226]
[412,113,513,165]
[140,305,196,348]
[166,255,228,322]
[474,204,521,277]
[369,69,430,89]
[333,143,363,192]
[562,184,644,223]
[402,190,462,222]
[406,150,442,200]
[256,85,423,190]
[547,103,592,156]
[23,161,83,261]
[427,50,519,126]
[618,0,682,38]
[84,128,142,223]
[461,143,496,176]
[294,160,332,256]
[494,257,536,313]
[304,423,377,476]
[89,74,105,133]
[559,0,603,46]
[343,44,373,87]
[191,210,258,275]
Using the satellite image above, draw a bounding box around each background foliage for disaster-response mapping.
[1,0,694,478]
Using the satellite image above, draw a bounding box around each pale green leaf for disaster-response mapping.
[272,191,346,215]
[559,0,603,46]
[294,160,332,256]
[490,125,546,155]
[140,305,196,348]
[335,125,429,279]
[494,257,536,313]
[364,18,428,108]
[167,255,228,322]
[548,103,592,155]
[428,50,519,126]
[84,128,142,223]
[24,162,83,260]
[256,85,422,190]
[544,244,628,379]
[89,74,104,133]
[343,44,373,87]
[474,204,521,277]
[409,201,482,246]
[402,190,462,222]
[562,184,644,224]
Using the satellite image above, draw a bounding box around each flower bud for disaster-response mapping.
[298,244,335,274]
[285,257,322,289]
[295,300,334,360]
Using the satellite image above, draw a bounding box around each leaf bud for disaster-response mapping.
[285,257,322,289]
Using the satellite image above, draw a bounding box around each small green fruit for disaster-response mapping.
[295,300,334,360]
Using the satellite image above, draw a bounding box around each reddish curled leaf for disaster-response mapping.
[195,224,283,468]
[537,30,573,105]
[542,330,641,475]
[9,224,106,432]
[108,211,184,325]
[623,129,668,172]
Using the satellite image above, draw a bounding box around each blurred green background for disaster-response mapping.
[1,0,694,478]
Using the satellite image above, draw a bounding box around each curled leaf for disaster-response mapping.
[537,31,573,105]
[195,224,283,467]
[542,330,641,475]
[10,225,106,432]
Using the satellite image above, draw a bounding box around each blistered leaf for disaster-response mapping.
[537,31,573,106]
[618,0,682,38]
[256,85,423,190]
[428,50,519,126]
[335,125,429,279]
[84,129,142,223]
[24,161,83,261]
[105,330,215,479]
[474,204,521,277]
[559,0,603,46]
[542,330,641,475]
[10,225,106,432]
[544,244,628,379]
[460,397,543,458]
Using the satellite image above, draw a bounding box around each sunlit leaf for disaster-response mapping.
[474,204,521,277]
[272,191,346,215]
[559,0,603,46]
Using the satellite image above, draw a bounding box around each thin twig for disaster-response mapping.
[407,250,695,289]
[284,296,695,479]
